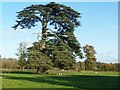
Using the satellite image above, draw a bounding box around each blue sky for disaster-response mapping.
[0,2,118,63]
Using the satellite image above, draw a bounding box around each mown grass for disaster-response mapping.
[1,70,119,89]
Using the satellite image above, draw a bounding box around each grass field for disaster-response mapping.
[1,70,119,89]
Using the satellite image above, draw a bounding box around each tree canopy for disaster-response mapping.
[12,2,81,52]
[12,2,80,31]
[83,45,97,70]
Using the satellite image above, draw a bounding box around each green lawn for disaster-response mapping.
[1,70,119,89]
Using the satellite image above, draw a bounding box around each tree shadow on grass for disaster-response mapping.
[3,72,35,74]
[2,73,119,89]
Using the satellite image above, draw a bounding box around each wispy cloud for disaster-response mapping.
[97,51,118,63]
[22,37,34,47]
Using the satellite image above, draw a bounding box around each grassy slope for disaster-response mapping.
[2,70,119,89]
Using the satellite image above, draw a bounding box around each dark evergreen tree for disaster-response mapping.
[13,2,83,72]
[27,40,75,71]
[26,42,53,73]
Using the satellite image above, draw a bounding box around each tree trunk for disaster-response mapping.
[36,67,47,74]
[37,67,43,74]
[41,30,46,49]
[36,68,41,74]
[40,22,47,49]
[36,68,40,73]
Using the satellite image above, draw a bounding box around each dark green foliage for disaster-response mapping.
[27,40,75,70]
[27,42,53,74]
[12,2,80,31]
[83,45,97,70]
[46,38,76,69]
[53,51,75,70]
[58,31,83,59]
[46,28,83,59]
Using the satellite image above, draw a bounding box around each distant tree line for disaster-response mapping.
[1,57,119,72]
[96,62,120,71]
[1,58,19,69]
[75,61,120,72]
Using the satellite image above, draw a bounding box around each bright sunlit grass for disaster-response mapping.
[2,70,119,89]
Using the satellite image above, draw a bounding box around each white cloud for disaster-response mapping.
[97,51,118,63]
[22,37,34,47]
